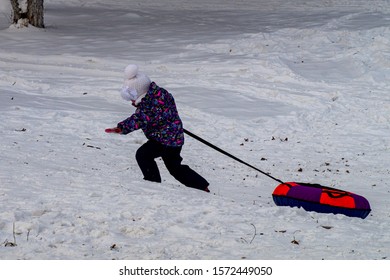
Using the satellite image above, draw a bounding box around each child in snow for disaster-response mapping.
[105,64,210,192]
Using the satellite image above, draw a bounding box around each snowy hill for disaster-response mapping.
[0,0,389,262]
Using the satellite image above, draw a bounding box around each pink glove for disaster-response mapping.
[105,127,122,134]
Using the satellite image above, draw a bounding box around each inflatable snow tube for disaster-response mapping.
[272,182,371,219]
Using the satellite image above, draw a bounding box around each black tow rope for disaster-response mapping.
[183,128,285,185]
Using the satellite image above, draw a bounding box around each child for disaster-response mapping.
[105,64,210,192]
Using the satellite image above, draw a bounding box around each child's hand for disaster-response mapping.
[105,127,122,134]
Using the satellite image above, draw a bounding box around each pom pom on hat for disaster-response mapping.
[121,64,151,102]
[124,64,139,80]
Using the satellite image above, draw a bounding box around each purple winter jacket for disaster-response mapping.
[117,82,184,147]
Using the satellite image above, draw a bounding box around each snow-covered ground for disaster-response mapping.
[1,0,390,263]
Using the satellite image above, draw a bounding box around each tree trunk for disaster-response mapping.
[10,0,23,23]
[10,0,44,28]
[27,0,44,28]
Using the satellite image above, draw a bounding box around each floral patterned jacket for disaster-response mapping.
[117,82,184,147]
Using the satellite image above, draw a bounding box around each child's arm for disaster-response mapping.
[115,108,150,135]
[107,103,151,135]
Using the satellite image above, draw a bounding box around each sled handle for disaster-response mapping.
[183,128,285,184]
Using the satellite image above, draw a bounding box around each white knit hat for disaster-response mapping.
[121,64,151,102]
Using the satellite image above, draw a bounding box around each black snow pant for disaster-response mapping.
[135,140,209,191]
